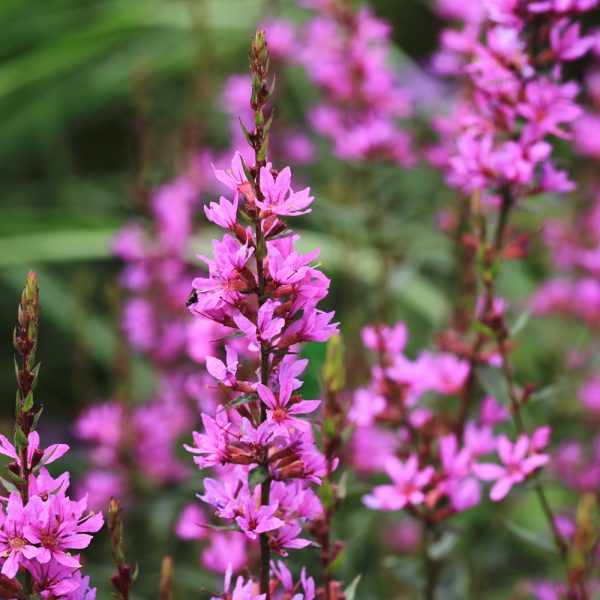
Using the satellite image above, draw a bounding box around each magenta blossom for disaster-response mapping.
[474,434,550,501]
[363,455,434,511]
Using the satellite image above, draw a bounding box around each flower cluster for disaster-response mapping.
[0,273,102,599]
[185,30,338,597]
[76,160,262,575]
[74,171,209,508]
[352,323,550,521]
[430,0,597,198]
[296,0,413,164]
[212,561,315,600]
[0,434,102,598]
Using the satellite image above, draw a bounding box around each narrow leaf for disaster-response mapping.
[344,575,362,600]
[504,520,557,554]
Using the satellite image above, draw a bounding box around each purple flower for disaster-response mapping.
[23,494,103,569]
[185,411,231,469]
[0,494,38,578]
[257,378,320,439]
[474,434,550,501]
[206,346,239,387]
[204,195,239,230]
[363,455,434,511]
[233,300,285,352]
[0,432,68,471]
[235,500,285,541]
[256,167,314,216]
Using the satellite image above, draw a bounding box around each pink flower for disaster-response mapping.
[256,167,314,216]
[175,504,208,541]
[268,522,312,556]
[256,377,320,438]
[26,561,97,599]
[204,195,239,230]
[0,495,38,578]
[235,500,285,541]
[479,396,510,425]
[212,563,266,600]
[550,19,594,60]
[0,432,68,471]
[474,435,549,501]
[234,300,285,352]
[202,532,247,574]
[361,322,408,355]
[438,435,482,512]
[213,152,251,196]
[23,494,103,569]
[185,411,231,469]
[206,346,239,387]
[580,377,600,416]
[363,455,434,511]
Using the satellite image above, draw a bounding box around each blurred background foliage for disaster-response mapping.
[0,0,594,598]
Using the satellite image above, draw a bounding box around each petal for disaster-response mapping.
[61,533,93,549]
[496,435,513,465]
[490,477,513,501]
[257,384,277,409]
[206,356,227,381]
[54,551,82,568]
[472,462,506,481]
[288,400,321,415]
[0,435,17,460]
[42,443,69,465]
[1,552,19,579]
[522,453,549,474]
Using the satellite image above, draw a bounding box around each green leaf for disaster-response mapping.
[473,320,494,338]
[15,426,28,448]
[239,155,254,184]
[344,575,362,600]
[0,475,19,494]
[323,335,345,393]
[322,417,336,439]
[337,472,349,501]
[510,310,532,337]
[476,365,509,404]
[4,470,27,485]
[257,137,268,163]
[263,108,275,135]
[319,478,335,509]
[530,381,572,403]
[32,405,44,429]
[22,391,34,412]
[221,393,258,411]
[201,523,239,533]
[239,117,253,146]
[248,465,269,489]
[211,331,246,342]
[329,547,346,572]
[31,362,41,390]
[255,235,267,260]
[428,532,459,560]
[504,520,557,554]
[0,229,115,267]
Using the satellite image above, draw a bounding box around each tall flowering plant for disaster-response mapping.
[185,30,338,599]
[0,273,103,599]
[355,1,598,598]
[297,0,413,165]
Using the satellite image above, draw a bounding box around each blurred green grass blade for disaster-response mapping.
[504,520,557,554]
[0,229,116,267]
[0,267,115,364]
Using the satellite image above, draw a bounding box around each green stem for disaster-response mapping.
[422,519,439,600]
[477,191,572,587]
